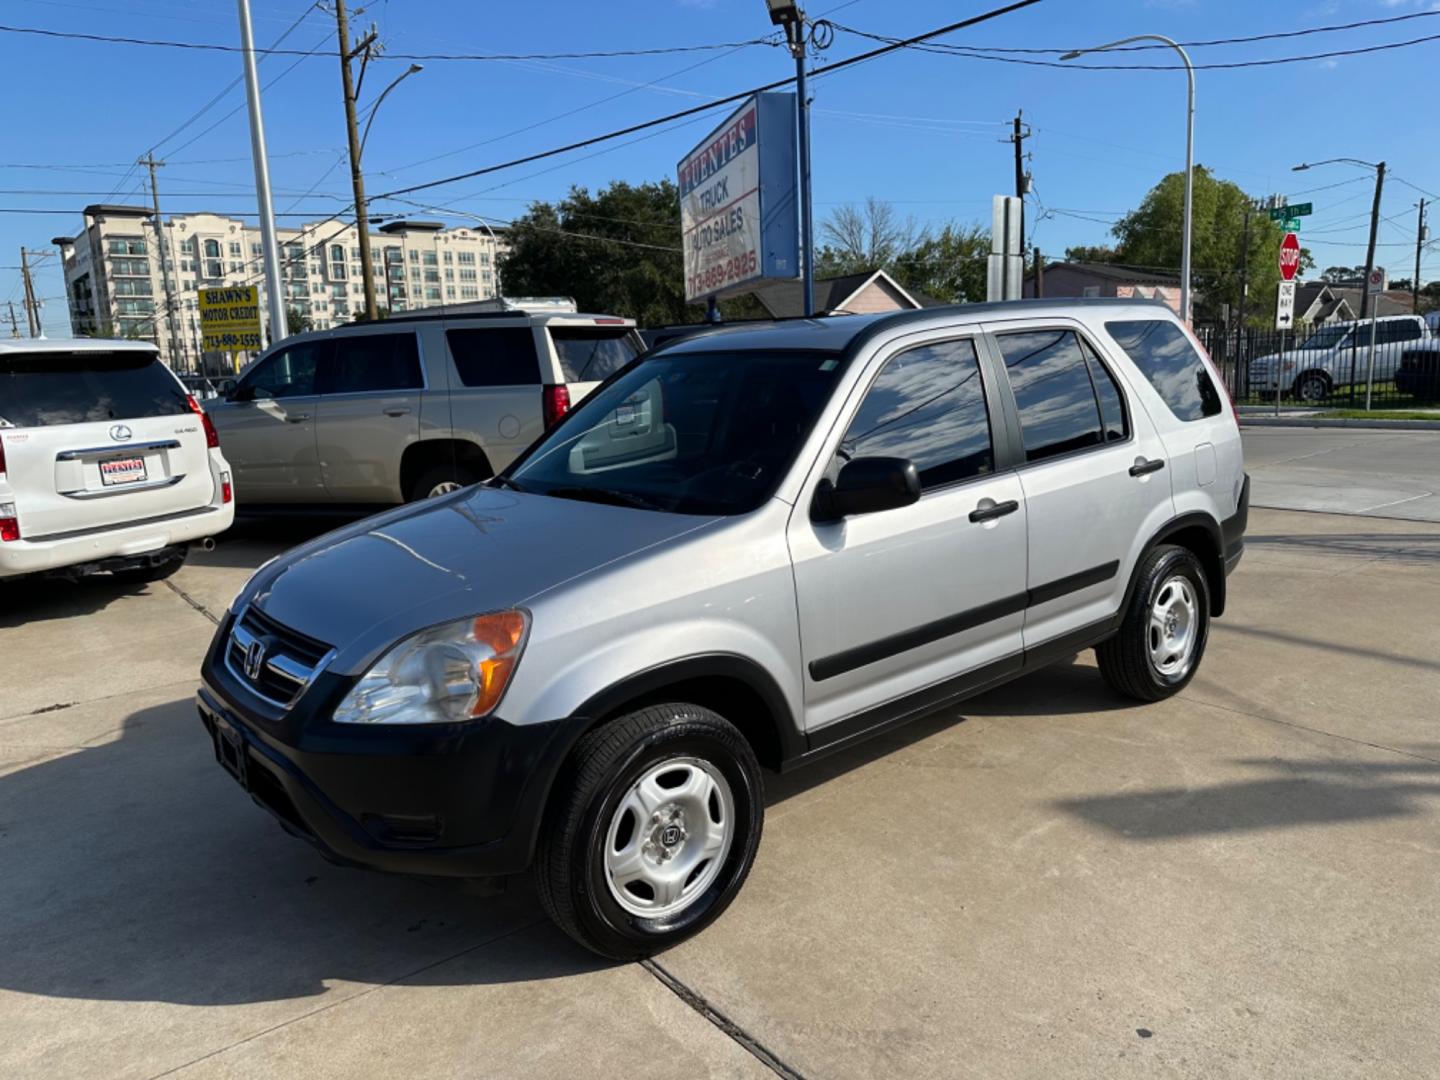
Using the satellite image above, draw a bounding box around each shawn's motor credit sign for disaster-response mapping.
[678,92,798,303]
[197,285,263,353]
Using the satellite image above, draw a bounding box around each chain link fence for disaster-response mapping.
[1195,322,1440,410]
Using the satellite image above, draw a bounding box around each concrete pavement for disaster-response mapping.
[1244,427,1440,521]
[2,497,1438,1078]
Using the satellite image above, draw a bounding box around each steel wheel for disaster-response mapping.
[603,756,734,919]
[1149,574,1198,678]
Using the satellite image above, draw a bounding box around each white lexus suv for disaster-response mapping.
[0,339,234,582]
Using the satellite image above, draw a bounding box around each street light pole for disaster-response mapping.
[1064,35,1194,323]
[1291,158,1386,322]
[236,0,287,346]
[765,0,815,317]
[359,64,423,161]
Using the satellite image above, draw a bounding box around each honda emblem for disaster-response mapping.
[244,639,266,681]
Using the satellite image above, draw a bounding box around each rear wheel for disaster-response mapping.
[534,703,763,960]
[1097,544,1210,702]
[408,464,482,502]
[109,549,187,585]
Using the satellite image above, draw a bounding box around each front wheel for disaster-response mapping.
[1293,372,1329,403]
[534,704,763,960]
[1096,544,1210,702]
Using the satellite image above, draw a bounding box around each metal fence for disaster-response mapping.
[1194,323,1437,410]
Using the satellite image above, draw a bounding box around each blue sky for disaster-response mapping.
[3,0,1438,335]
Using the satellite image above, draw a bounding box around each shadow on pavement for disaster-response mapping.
[0,573,148,629]
[1246,531,1440,562]
[0,694,601,1008]
[1217,622,1440,674]
[1054,757,1440,840]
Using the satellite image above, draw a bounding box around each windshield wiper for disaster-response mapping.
[539,485,666,512]
[489,475,526,492]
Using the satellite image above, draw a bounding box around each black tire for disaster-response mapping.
[534,703,764,960]
[407,463,482,502]
[109,550,187,585]
[1096,544,1211,702]
[1292,372,1329,403]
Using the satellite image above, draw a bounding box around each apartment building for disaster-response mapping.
[54,205,505,371]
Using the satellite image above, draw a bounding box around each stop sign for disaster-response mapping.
[1279,232,1301,281]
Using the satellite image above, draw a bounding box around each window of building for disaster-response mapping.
[350,246,361,259]
[110,257,150,277]
[251,242,262,257]
[480,252,491,266]
[424,269,439,284]
[458,251,475,266]
[408,249,419,263]
[180,237,197,255]
[446,286,456,299]
[995,330,1111,462]
[459,268,477,282]
[443,251,453,264]
[1105,320,1221,423]
[425,286,441,301]
[482,270,493,283]
[422,251,437,266]
[229,241,242,257]
[286,244,304,259]
[107,236,147,256]
[389,265,406,280]
[443,268,454,281]
[330,283,346,298]
[840,338,993,490]
[228,261,242,273]
[352,264,362,279]
[353,284,363,295]
[460,286,478,300]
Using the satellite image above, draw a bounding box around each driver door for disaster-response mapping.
[206,338,328,503]
[786,332,1028,736]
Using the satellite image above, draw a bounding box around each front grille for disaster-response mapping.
[224,604,335,709]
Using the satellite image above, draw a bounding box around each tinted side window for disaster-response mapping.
[0,351,188,427]
[550,327,639,382]
[1079,337,1129,443]
[243,341,324,399]
[324,333,422,394]
[1105,319,1222,422]
[1379,321,1423,344]
[447,327,541,387]
[840,339,993,490]
[995,330,1103,463]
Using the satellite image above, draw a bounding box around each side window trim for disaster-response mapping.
[1075,332,1133,447]
[982,321,1130,472]
[835,331,1000,497]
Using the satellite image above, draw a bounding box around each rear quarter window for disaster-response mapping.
[1105,320,1223,422]
[549,326,639,383]
[446,327,541,387]
[0,351,187,428]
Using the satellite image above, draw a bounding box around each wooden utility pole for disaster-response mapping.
[334,0,380,322]
[1415,198,1427,316]
[7,300,20,338]
[1009,110,1031,258]
[1033,247,1044,298]
[19,247,39,337]
[140,153,182,365]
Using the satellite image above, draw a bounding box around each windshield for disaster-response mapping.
[1299,325,1351,350]
[507,349,846,515]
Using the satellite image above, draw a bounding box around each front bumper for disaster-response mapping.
[197,619,578,878]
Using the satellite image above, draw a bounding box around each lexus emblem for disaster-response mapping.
[243,639,267,681]
[109,423,133,442]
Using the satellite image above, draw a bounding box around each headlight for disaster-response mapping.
[333,610,528,725]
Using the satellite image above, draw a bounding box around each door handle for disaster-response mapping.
[285,413,311,424]
[969,499,1019,524]
[383,407,411,417]
[1129,458,1165,477]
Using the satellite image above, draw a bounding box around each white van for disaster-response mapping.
[0,340,234,581]
[1249,315,1432,402]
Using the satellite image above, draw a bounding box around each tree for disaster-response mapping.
[1110,166,1314,325]
[890,223,989,303]
[816,197,920,277]
[499,180,761,325]
[1321,265,1365,284]
[1064,244,1120,265]
[286,307,312,336]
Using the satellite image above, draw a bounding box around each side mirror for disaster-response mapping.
[812,456,921,522]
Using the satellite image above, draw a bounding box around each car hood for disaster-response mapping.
[242,486,721,670]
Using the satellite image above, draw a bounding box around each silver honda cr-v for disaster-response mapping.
[198,299,1248,959]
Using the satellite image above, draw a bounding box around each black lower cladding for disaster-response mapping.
[1222,473,1250,568]
[197,619,583,877]
[808,559,1120,682]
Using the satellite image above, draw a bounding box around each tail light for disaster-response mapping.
[221,470,233,505]
[0,502,17,543]
[187,394,221,448]
[542,383,571,428]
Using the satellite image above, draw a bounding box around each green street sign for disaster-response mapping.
[1270,202,1313,221]
[1283,219,1302,233]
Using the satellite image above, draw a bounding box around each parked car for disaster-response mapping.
[179,373,222,400]
[197,298,1247,958]
[1395,340,1440,400]
[205,310,643,505]
[0,339,234,581]
[1248,314,1432,402]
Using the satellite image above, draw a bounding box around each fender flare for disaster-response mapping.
[1125,512,1227,618]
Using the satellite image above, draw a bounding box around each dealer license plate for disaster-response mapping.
[100,456,147,486]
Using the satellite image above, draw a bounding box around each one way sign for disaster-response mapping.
[1275,280,1297,330]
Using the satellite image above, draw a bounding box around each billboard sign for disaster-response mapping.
[197,285,263,353]
[678,92,798,303]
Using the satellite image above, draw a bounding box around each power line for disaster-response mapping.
[0,22,780,61]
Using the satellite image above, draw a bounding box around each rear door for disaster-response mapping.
[205,339,326,502]
[444,322,545,471]
[1373,318,1426,383]
[987,321,1175,648]
[0,348,216,538]
[315,328,424,502]
[545,319,642,405]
